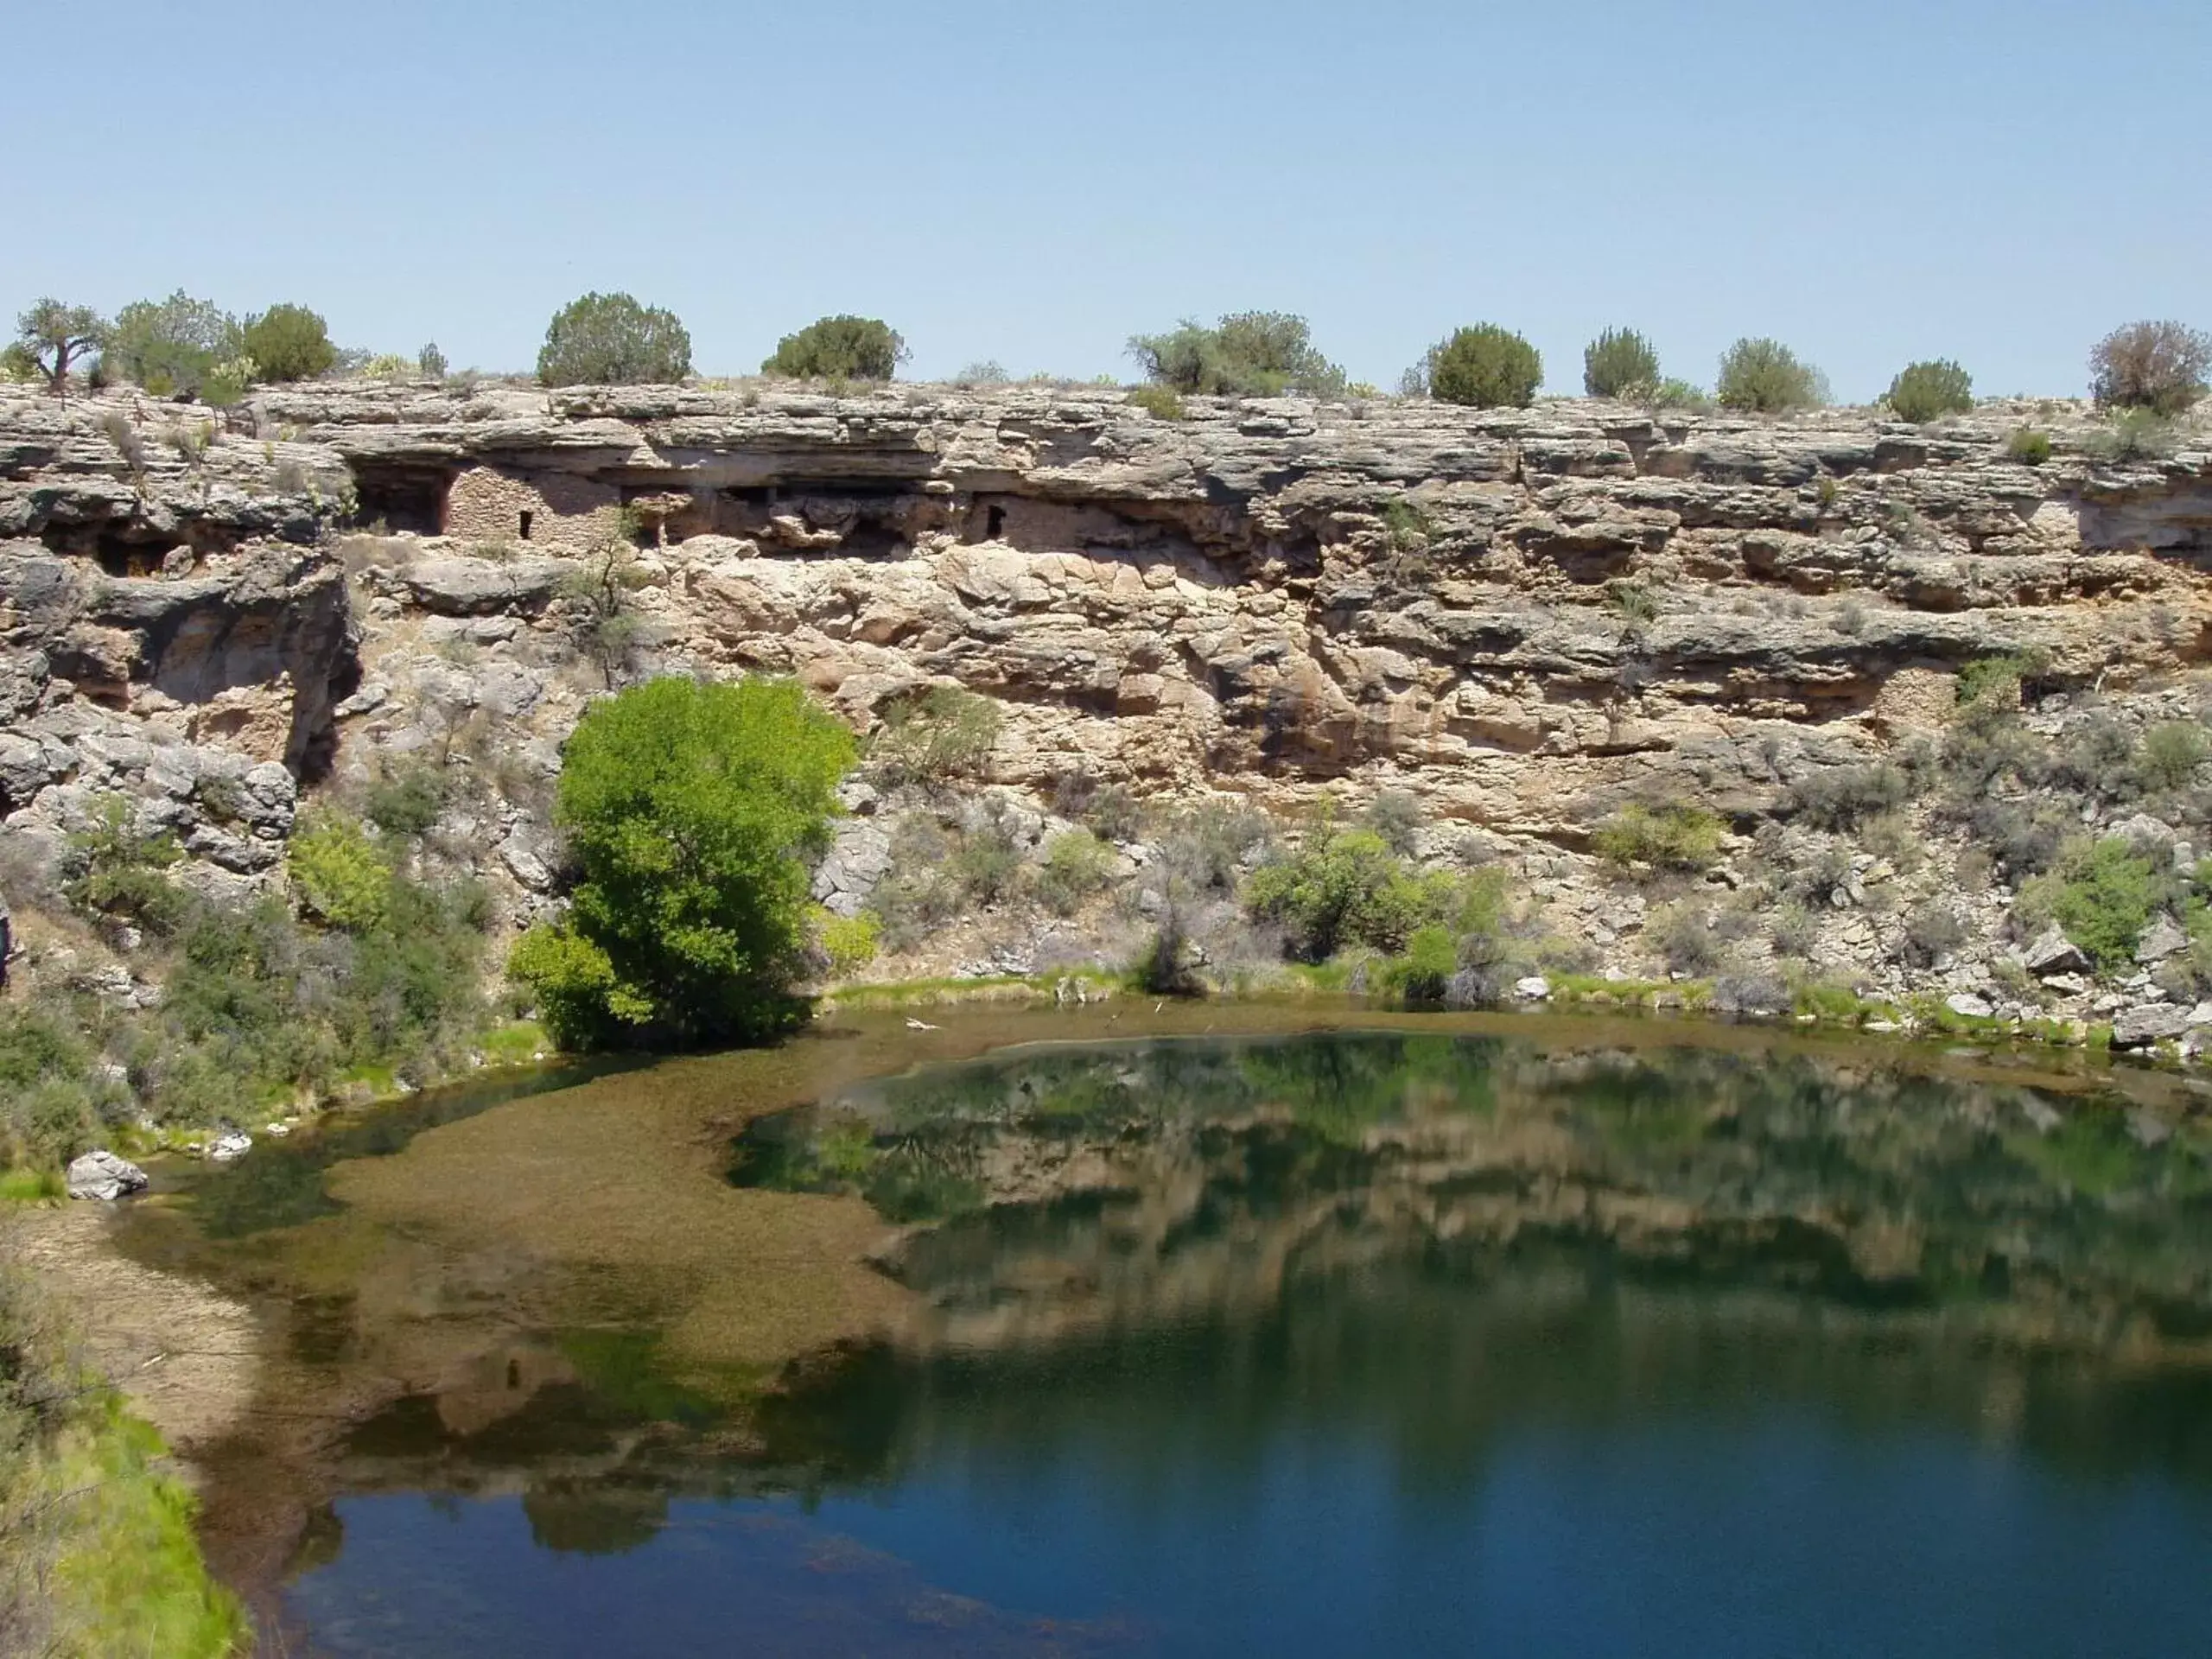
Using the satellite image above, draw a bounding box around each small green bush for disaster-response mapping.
[537,292,693,386]
[417,341,448,379]
[2018,836,2165,973]
[2005,427,2053,465]
[817,911,880,976]
[1647,902,1725,975]
[762,315,906,381]
[1715,337,1826,413]
[362,760,448,837]
[1770,901,1818,958]
[1884,359,1974,423]
[65,797,191,935]
[1591,803,1725,874]
[1377,923,1458,1001]
[1380,498,1435,553]
[2089,320,2210,416]
[868,684,1002,788]
[1896,905,1966,968]
[948,813,1022,906]
[1035,829,1116,915]
[1362,790,1423,856]
[1427,324,1542,409]
[1583,327,1661,397]
[287,812,393,931]
[241,303,336,383]
[1127,312,1344,398]
[2050,715,2136,802]
[1126,385,1186,420]
[1052,769,1146,842]
[2089,407,2176,462]
[1649,378,1709,410]
[1158,801,1272,894]
[1607,579,1659,626]
[1242,823,1451,960]
[1789,762,1912,830]
[1955,651,2047,709]
[2139,720,2210,792]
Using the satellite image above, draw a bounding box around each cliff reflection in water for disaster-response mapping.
[736,1032,2212,1364]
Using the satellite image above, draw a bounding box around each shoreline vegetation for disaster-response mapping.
[0,1224,247,1657]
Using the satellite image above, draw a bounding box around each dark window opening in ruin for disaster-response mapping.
[349,463,453,536]
[518,511,533,542]
[986,505,1006,539]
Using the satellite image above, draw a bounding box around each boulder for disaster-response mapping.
[1944,991,1994,1020]
[2110,1003,2191,1050]
[2135,914,2188,963]
[394,557,569,616]
[1514,975,1551,1001]
[207,1130,253,1162]
[2020,924,2088,977]
[67,1148,149,1201]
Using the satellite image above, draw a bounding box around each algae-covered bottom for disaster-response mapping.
[132,1013,2212,1656]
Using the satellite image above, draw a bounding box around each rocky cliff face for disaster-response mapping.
[3,378,2209,1018]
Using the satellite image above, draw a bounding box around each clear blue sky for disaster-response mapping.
[8,0,2205,400]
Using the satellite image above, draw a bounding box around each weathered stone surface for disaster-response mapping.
[1945,992,1994,1020]
[67,1148,149,1201]
[2111,1004,2192,1049]
[392,556,570,615]
[2021,925,2089,977]
[2135,914,2188,963]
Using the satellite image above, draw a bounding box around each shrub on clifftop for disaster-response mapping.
[508,677,855,1048]
[1716,337,1826,413]
[1426,324,1542,409]
[106,291,243,397]
[1885,359,1974,423]
[762,315,906,381]
[537,292,694,386]
[1583,327,1661,398]
[241,302,337,383]
[2089,320,2210,416]
[1128,312,1345,399]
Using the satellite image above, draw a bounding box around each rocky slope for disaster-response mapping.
[4,378,2211,1047]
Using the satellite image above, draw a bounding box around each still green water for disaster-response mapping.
[200,1029,2212,1655]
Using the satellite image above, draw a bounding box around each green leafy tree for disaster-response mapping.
[509,676,855,1047]
[537,292,693,386]
[2019,837,2164,974]
[1583,327,1661,397]
[1426,324,1542,409]
[761,315,906,381]
[241,303,337,383]
[1885,359,1974,423]
[13,298,106,393]
[1716,337,1827,412]
[105,291,243,397]
[1127,312,1345,398]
